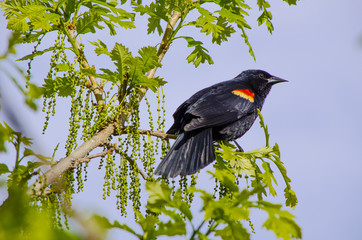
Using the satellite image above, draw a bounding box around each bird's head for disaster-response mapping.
[237,69,288,98]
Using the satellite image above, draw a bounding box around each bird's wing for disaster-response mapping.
[183,87,256,132]
[167,86,213,134]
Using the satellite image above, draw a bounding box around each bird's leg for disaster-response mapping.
[233,140,244,152]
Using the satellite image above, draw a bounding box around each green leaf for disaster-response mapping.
[146,182,192,222]
[146,182,172,209]
[111,43,132,77]
[156,209,186,236]
[1,3,60,32]
[32,12,60,31]
[229,155,255,176]
[271,151,298,208]
[216,142,255,176]
[217,8,251,30]
[81,68,102,78]
[212,17,236,44]
[23,83,42,110]
[0,163,10,176]
[240,27,256,61]
[76,11,104,35]
[90,40,111,57]
[82,67,119,83]
[23,148,50,162]
[25,161,46,173]
[180,36,214,67]
[57,77,74,97]
[263,212,302,240]
[17,47,57,61]
[257,108,269,146]
[93,215,142,238]
[43,77,75,97]
[191,7,224,40]
[134,76,166,92]
[260,161,277,197]
[64,0,77,21]
[283,0,299,5]
[132,1,170,35]
[136,213,158,239]
[0,123,10,152]
[80,0,135,35]
[147,16,163,35]
[210,168,239,192]
[138,46,162,71]
[127,57,145,81]
[99,68,119,83]
[284,188,298,209]
[214,221,250,240]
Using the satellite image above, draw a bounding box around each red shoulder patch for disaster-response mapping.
[232,89,255,102]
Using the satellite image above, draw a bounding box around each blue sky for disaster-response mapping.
[1,0,362,239]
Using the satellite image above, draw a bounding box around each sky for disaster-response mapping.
[1,0,362,239]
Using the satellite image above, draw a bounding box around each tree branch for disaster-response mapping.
[74,148,115,168]
[138,129,176,140]
[30,11,182,197]
[29,123,116,196]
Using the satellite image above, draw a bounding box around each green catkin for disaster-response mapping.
[81,89,91,141]
[130,157,141,216]
[143,94,156,179]
[42,32,63,134]
[213,178,219,199]
[144,94,154,131]
[83,162,89,182]
[63,169,75,214]
[26,33,45,86]
[76,164,83,193]
[187,173,198,203]
[130,92,141,216]
[170,178,176,196]
[42,96,55,134]
[244,174,250,188]
[249,218,256,234]
[53,195,62,228]
[118,154,129,216]
[112,152,118,191]
[179,176,188,201]
[103,152,115,199]
[65,87,82,155]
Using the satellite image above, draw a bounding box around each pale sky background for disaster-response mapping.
[1,0,362,239]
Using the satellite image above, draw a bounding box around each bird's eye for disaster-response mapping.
[258,73,265,79]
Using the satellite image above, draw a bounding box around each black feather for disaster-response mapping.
[155,128,214,178]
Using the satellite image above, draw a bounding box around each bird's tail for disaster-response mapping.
[155,128,215,178]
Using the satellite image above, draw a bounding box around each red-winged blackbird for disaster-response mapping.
[155,69,287,178]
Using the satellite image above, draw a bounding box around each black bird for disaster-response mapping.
[155,69,287,178]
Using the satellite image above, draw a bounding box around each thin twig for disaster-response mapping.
[138,129,176,140]
[115,127,177,140]
[233,140,244,152]
[73,148,115,168]
[190,220,205,240]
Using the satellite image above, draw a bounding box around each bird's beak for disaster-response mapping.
[267,76,288,85]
